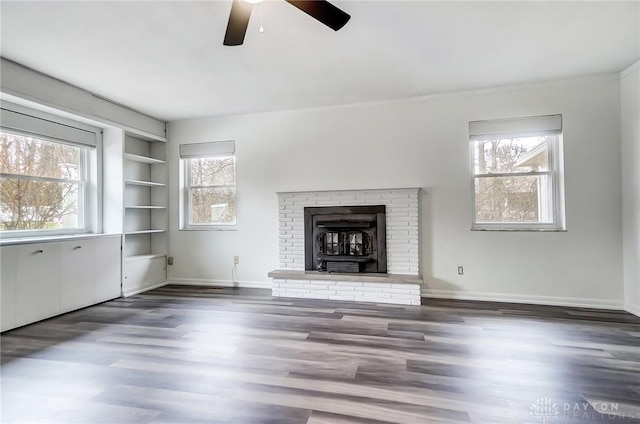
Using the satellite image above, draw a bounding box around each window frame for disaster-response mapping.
[469,129,565,232]
[0,103,101,239]
[180,152,237,231]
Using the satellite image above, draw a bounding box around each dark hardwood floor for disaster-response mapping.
[1,285,639,423]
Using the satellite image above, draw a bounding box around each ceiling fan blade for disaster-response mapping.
[224,0,253,46]
[285,0,350,31]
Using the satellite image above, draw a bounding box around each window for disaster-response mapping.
[469,115,565,231]
[180,141,236,229]
[0,104,100,237]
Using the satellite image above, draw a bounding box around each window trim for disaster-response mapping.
[0,104,101,239]
[469,132,566,232]
[179,147,237,231]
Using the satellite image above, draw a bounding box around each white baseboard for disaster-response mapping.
[421,289,624,310]
[624,302,640,317]
[145,280,629,312]
[123,280,169,297]
[167,278,272,290]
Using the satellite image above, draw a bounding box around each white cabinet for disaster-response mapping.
[59,236,122,310]
[122,134,168,295]
[124,256,167,295]
[1,235,122,332]
[95,236,123,302]
[1,246,17,332]
[15,242,62,327]
[60,239,96,312]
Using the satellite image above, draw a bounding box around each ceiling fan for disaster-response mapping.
[223,0,351,46]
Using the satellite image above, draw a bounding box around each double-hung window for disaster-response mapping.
[0,103,100,237]
[180,141,236,229]
[469,114,565,231]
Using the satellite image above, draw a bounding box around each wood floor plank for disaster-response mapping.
[2,285,639,423]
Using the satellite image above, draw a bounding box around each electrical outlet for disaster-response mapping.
[457,266,464,275]
[167,256,174,265]
[233,255,239,265]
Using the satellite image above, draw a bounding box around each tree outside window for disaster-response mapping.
[187,156,236,226]
[0,131,86,231]
[473,136,553,224]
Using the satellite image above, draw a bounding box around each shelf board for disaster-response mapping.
[125,206,167,209]
[125,131,167,144]
[125,179,166,187]
[124,153,165,165]
[125,229,166,235]
[125,253,167,263]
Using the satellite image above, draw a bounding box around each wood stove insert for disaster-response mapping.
[304,205,386,273]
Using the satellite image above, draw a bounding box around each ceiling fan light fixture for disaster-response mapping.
[224,0,350,46]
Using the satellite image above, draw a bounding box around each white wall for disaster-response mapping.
[168,75,624,308]
[621,62,640,316]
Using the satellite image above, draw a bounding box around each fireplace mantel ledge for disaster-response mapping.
[267,270,422,284]
[276,187,421,195]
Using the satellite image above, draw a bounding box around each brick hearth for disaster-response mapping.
[269,270,422,305]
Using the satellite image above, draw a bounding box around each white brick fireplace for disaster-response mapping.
[270,188,422,305]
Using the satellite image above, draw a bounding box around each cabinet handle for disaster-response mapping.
[74,246,82,250]
[34,249,44,254]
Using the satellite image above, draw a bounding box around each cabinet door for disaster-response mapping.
[1,246,17,332]
[123,256,166,296]
[95,236,122,302]
[15,243,61,326]
[60,239,96,312]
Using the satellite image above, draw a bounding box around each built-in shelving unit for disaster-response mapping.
[122,133,168,295]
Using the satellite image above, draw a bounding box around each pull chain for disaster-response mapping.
[259,2,265,33]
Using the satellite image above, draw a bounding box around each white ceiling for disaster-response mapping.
[1,1,638,122]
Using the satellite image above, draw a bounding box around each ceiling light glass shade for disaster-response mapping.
[243,0,264,4]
